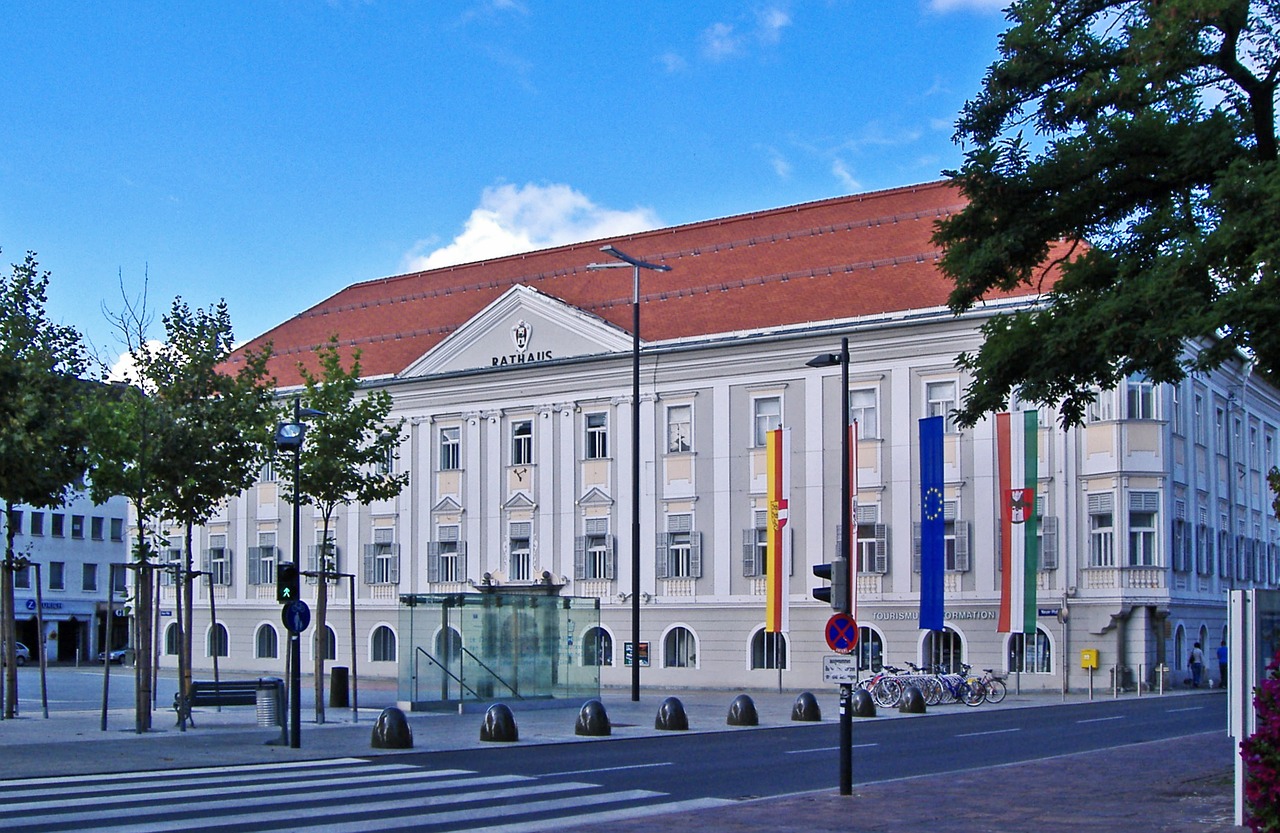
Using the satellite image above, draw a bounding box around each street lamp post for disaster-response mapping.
[275,397,325,748]
[588,244,671,702]
[807,336,853,796]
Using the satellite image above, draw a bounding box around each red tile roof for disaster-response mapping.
[227,180,1042,388]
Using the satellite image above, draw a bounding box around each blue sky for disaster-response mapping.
[0,1,1009,361]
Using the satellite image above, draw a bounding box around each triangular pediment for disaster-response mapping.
[431,496,463,515]
[577,487,614,508]
[402,285,634,377]
[503,492,536,511]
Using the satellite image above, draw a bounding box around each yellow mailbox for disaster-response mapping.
[1081,648,1099,669]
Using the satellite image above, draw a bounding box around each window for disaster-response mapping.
[6,509,21,535]
[208,624,229,658]
[849,389,878,439]
[658,515,701,579]
[1194,393,1206,444]
[663,626,697,668]
[439,427,460,471]
[49,561,65,591]
[913,502,969,573]
[1125,375,1155,420]
[575,520,614,580]
[71,515,85,539]
[854,505,888,574]
[376,444,394,476]
[667,404,692,453]
[14,565,30,590]
[508,522,531,581]
[30,512,43,536]
[91,517,105,541]
[583,626,613,666]
[923,626,963,673]
[318,626,337,661]
[926,381,958,432]
[307,532,339,583]
[51,514,64,538]
[1088,493,1115,567]
[855,627,884,672]
[750,630,787,670]
[1127,492,1159,566]
[1171,384,1183,435]
[1008,628,1052,673]
[250,533,278,586]
[1215,406,1227,450]
[511,420,533,465]
[371,626,397,662]
[1086,389,1114,423]
[742,510,769,577]
[110,518,124,542]
[256,625,278,659]
[428,526,464,583]
[363,529,399,585]
[82,563,98,592]
[165,623,181,656]
[260,458,276,483]
[205,535,232,586]
[585,413,608,459]
[753,396,781,447]
[112,565,126,593]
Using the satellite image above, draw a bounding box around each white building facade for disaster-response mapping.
[172,182,1280,693]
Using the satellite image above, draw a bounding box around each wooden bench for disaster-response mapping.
[174,679,283,728]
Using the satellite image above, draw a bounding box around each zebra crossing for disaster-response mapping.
[0,757,732,832]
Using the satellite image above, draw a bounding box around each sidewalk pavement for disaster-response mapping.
[0,680,1244,832]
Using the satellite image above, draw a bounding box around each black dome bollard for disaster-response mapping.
[791,691,822,722]
[899,684,927,714]
[851,688,877,718]
[370,707,413,749]
[655,696,689,731]
[480,703,519,742]
[727,693,759,726]
[575,699,611,736]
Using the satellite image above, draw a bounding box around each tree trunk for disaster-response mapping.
[183,524,195,706]
[134,547,154,733]
[2,505,16,719]
[313,517,332,725]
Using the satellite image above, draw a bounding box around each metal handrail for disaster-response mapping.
[460,646,523,700]
[414,647,480,700]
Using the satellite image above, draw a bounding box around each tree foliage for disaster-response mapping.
[934,0,1280,427]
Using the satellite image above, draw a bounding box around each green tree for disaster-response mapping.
[934,0,1280,428]
[280,336,406,724]
[147,299,275,723]
[0,251,91,719]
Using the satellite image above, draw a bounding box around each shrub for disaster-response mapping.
[1243,648,1280,832]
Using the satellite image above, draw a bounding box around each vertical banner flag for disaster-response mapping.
[847,420,859,621]
[765,427,791,633]
[919,415,945,631]
[997,410,1040,633]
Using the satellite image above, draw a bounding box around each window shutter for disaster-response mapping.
[1088,493,1114,514]
[1040,516,1059,570]
[656,535,670,579]
[788,527,795,576]
[606,536,616,581]
[668,514,692,533]
[873,524,888,574]
[202,550,212,576]
[510,521,532,539]
[1129,491,1159,512]
[427,542,441,583]
[912,522,921,574]
[248,548,261,585]
[363,546,377,584]
[388,546,400,584]
[954,522,970,572]
[995,526,1003,571]
[457,541,468,580]
[690,532,703,578]
[1171,520,1185,572]
[574,536,586,580]
[742,529,758,577]
[585,518,608,536]
[943,500,957,522]
[857,504,878,524]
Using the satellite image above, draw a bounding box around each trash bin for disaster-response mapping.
[330,666,350,708]
[256,677,283,727]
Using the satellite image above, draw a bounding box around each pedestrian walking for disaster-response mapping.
[1217,641,1228,688]
[1190,642,1205,688]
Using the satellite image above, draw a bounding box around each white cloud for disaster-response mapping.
[925,0,1007,12]
[403,183,663,272]
[702,7,792,61]
[701,22,741,60]
[658,52,688,73]
[832,159,861,192]
[764,146,792,179]
[106,340,163,389]
[756,7,792,44]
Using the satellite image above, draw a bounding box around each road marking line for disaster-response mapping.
[0,758,393,789]
[1077,716,1125,724]
[785,743,878,754]
[954,728,1022,738]
[465,797,737,833]
[541,762,672,777]
[1166,707,1203,713]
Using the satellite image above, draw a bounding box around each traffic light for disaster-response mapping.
[277,562,300,603]
[812,559,850,613]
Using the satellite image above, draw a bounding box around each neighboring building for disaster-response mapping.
[6,490,130,663]
[172,180,1279,693]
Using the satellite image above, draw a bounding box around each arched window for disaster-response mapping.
[1008,627,1052,673]
[255,625,278,659]
[583,627,612,666]
[855,627,884,672]
[663,626,696,668]
[750,629,787,670]
[207,623,229,658]
[164,623,181,656]
[319,625,337,661]
[371,626,397,662]
[1175,625,1187,671]
[922,626,962,672]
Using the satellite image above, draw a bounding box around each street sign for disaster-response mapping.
[825,613,859,654]
[823,654,859,684]
[282,599,311,634]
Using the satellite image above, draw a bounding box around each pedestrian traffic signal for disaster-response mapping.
[812,560,850,613]
[277,562,300,604]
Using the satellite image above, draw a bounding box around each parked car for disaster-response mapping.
[98,648,127,664]
[1,642,30,666]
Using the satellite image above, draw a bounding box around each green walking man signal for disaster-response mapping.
[277,562,300,604]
